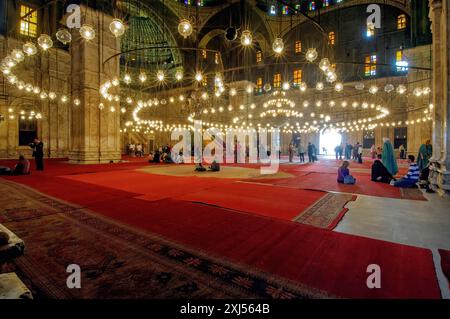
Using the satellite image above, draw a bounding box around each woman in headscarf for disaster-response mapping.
[381,138,398,176]
[417,139,432,171]
[371,155,394,183]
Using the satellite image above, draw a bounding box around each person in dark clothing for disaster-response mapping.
[371,155,394,183]
[208,160,220,172]
[150,150,161,163]
[307,143,315,163]
[29,138,44,171]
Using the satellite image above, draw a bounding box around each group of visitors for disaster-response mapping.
[127,143,145,157]
[287,142,316,163]
[148,144,183,164]
[337,138,433,190]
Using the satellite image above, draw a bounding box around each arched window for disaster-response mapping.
[397,14,407,29]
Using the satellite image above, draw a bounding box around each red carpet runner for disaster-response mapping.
[0,177,441,298]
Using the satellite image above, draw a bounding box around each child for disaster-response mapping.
[392,155,419,188]
[337,161,356,184]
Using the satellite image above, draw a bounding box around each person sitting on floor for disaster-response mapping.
[391,155,419,188]
[371,154,394,183]
[195,163,207,172]
[0,155,30,175]
[149,150,161,163]
[162,153,174,163]
[337,161,356,184]
[208,160,220,172]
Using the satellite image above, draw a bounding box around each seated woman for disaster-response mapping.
[337,161,356,184]
[0,155,30,175]
[150,150,161,163]
[371,155,394,183]
[208,160,220,172]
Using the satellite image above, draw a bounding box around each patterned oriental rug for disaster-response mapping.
[0,180,332,299]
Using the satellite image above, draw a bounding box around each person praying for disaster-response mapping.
[381,138,398,176]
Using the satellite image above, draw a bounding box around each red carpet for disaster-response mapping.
[439,249,450,289]
[1,158,441,298]
[175,182,326,221]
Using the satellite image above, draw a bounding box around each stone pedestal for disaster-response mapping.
[428,0,450,196]
[68,7,121,164]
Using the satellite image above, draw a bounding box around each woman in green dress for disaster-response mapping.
[417,140,432,171]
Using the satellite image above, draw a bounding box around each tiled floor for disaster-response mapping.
[335,191,450,250]
[335,190,450,298]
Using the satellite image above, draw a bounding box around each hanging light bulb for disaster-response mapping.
[369,85,379,94]
[384,84,395,93]
[40,92,48,99]
[422,87,431,95]
[318,58,330,71]
[79,24,95,41]
[396,84,407,94]
[56,28,72,45]
[178,19,193,38]
[316,82,324,90]
[139,72,147,83]
[109,19,125,37]
[413,87,423,97]
[73,98,81,106]
[326,71,337,83]
[37,34,53,50]
[175,69,183,81]
[229,88,237,96]
[32,86,40,94]
[246,85,253,94]
[305,48,318,62]
[7,75,17,84]
[48,92,57,100]
[126,97,133,104]
[282,82,290,90]
[124,73,131,84]
[25,84,33,92]
[156,70,165,82]
[355,82,365,90]
[98,103,105,110]
[195,71,203,82]
[240,30,252,46]
[299,82,307,92]
[263,83,272,92]
[272,37,284,54]
[61,95,68,103]
[16,81,25,90]
[11,49,25,62]
[3,56,16,68]
[334,82,344,92]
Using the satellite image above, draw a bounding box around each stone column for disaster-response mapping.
[69,7,121,163]
[428,0,450,196]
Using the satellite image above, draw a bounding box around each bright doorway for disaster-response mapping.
[320,130,342,156]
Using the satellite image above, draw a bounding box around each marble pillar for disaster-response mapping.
[68,7,121,163]
[428,0,450,196]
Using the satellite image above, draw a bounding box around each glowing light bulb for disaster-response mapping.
[178,19,193,38]
[240,30,253,46]
[109,19,125,37]
[80,24,95,41]
[316,82,324,90]
[124,74,131,84]
[334,82,344,92]
[175,69,183,81]
[396,85,407,94]
[11,49,25,62]
[272,37,284,54]
[156,70,165,82]
[37,34,53,50]
[306,48,318,62]
[319,58,330,70]
[195,72,203,82]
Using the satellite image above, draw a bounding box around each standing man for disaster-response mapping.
[357,143,363,164]
[298,143,305,163]
[399,144,406,159]
[288,143,294,162]
[29,137,44,171]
